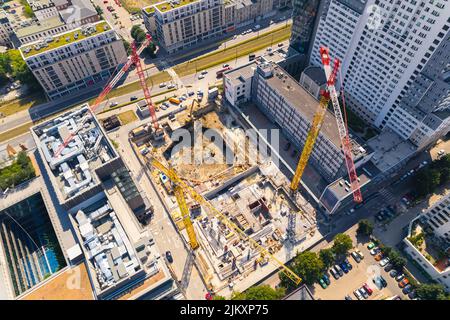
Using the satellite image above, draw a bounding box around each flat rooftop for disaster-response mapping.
[71,197,144,297]
[20,20,111,58]
[337,0,368,14]
[225,61,257,87]
[367,129,417,173]
[155,0,199,12]
[15,16,65,38]
[260,62,343,149]
[31,105,117,202]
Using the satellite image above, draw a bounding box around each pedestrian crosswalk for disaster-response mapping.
[379,188,395,204]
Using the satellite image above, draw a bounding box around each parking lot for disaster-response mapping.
[313,226,409,300]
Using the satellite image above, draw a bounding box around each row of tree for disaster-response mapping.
[0,50,39,89]
[130,26,157,57]
[413,154,450,198]
[279,233,354,289]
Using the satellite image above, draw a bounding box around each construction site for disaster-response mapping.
[128,85,320,294]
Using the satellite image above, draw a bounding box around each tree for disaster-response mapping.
[212,295,226,300]
[332,233,353,257]
[291,251,324,285]
[319,248,335,269]
[2,50,39,89]
[357,219,374,236]
[388,250,406,270]
[123,40,131,54]
[131,25,143,40]
[416,283,447,300]
[231,285,285,300]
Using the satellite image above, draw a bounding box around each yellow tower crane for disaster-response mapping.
[152,159,199,250]
[290,57,341,192]
[148,156,302,286]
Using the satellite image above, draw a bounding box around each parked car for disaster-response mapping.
[201,70,208,75]
[340,262,349,273]
[188,91,195,96]
[322,274,330,285]
[330,267,340,279]
[344,258,353,270]
[198,74,205,80]
[362,283,373,295]
[384,263,394,272]
[345,295,352,300]
[399,278,410,288]
[160,104,167,110]
[319,278,327,289]
[167,83,176,89]
[395,274,405,282]
[223,63,230,68]
[355,250,364,260]
[367,242,376,249]
[165,251,173,263]
[130,96,138,101]
[389,269,398,278]
[353,289,363,300]
[373,275,387,288]
[351,251,361,263]
[380,257,390,267]
[359,287,368,299]
[374,253,383,261]
[159,82,167,88]
[335,264,344,277]
[402,284,413,294]
[370,247,381,255]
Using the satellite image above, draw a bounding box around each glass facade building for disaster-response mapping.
[0,192,66,297]
[290,0,321,54]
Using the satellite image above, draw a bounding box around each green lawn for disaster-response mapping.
[0,93,45,117]
[117,110,138,125]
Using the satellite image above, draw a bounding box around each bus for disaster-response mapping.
[216,66,232,78]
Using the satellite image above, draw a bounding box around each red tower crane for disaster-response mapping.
[320,47,363,203]
[54,34,160,157]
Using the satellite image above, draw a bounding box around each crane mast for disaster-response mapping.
[289,57,340,191]
[320,47,363,203]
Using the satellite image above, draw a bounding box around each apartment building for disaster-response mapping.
[142,0,281,53]
[404,192,450,292]
[310,0,450,151]
[0,10,14,46]
[19,21,126,100]
[16,0,99,45]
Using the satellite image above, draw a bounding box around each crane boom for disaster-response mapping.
[148,157,302,286]
[289,56,341,191]
[54,36,153,157]
[131,36,159,130]
[150,159,199,249]
[320,47,363,203]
